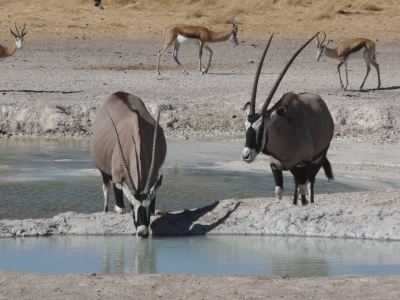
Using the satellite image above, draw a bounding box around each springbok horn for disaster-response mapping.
[249,33,274,115]
[143,110,160,194]
[15,23,20,37]
[316,33,320,47]
[259,32,320,115]
[21,23,27,36]
[106,109,138,196]
[321,32,326,46]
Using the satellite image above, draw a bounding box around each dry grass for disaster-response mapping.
[0,0,399,41]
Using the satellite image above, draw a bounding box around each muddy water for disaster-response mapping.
[0,138,382,220]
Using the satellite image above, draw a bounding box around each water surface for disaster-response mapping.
[0,138,376,220]
[1,235,399,277]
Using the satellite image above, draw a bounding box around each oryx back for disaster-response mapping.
[265,92,334,170]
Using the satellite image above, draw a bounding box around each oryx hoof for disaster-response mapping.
[302,200,309,206]
[114,205,126,214]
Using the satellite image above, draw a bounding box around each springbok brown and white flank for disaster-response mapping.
[156,17,238,75]
[91,92,167,237]
[242,33,334,206]
[315,32,381,90]
[0,23,28,62]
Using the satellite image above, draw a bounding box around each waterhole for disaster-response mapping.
[0,138,376,220]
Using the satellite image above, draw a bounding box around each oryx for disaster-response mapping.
[241,33,334,205]
[91,92,167,237]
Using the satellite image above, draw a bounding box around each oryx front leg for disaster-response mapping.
[101,173,110,213]
[203,45,213,74]
[113,183,126,214]
[271,163,284,200]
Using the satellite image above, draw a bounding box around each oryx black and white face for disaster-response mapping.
[242,105,288,163]
[124,175,163,238]
[242,111,266,163]
[316,45,325,61]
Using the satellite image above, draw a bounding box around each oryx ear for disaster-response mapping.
[270,106,287,123]
[315,37,319,47]
[150,174,163,195]
[242,102,251,115]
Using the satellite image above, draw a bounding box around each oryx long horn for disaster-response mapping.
[259,32,320,115]
[249,33,274,115]
[106,108,138,195]
[143,110,160,194]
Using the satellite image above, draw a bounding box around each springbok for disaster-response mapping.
[241,33,334,206]
[156,17,238,75]
[94,0,103,10]
[0,23,28,62]
[315,32,381,90]
[91,92,167,237]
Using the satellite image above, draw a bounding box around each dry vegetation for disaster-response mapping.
[0,0,399,41]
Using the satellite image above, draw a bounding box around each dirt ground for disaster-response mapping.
[1,1,400,299]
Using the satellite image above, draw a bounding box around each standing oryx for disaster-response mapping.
[156,17,238,75]
[315,32,381,90]
[0,23,28,62]
[241,33,334,206]
[91,92,167,237]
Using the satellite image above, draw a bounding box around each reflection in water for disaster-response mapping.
[0,138,370,220]
[1,235,400,277]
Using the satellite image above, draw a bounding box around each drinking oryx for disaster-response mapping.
[241,33,334,205]
[91,92,167,237]
[315,32,381,90]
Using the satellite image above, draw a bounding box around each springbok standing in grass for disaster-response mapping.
[0,23,28,62]
[91,92,167,237]
[315,32,381,90]
[242,33,334,206]
[156,17,238,75]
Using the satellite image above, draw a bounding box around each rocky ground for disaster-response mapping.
[1,38,400,299]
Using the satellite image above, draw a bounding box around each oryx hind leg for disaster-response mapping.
[113,183,126,214]
[101,172,110,213]
[291,162,311,206]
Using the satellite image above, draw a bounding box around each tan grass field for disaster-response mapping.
[1,0,399,41]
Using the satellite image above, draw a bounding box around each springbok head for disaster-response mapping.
[315,32,330,61]
[241,32,319,163]
[107,109,162,238]
[230,17,239,46]
[10,23,28,50]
